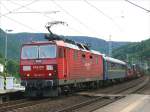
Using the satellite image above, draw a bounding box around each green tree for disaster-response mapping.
[0,53,2,58]
[6,60,20,78]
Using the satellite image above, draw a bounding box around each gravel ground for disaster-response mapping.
[11,76,146,112]
[13,95,94,112]
[136,75,150,95]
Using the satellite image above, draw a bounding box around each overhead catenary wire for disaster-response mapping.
[3,15,40,32]
[1,0,104,37]
[84,0,123,31]
[7,0,56,20]
[10,11,60,14]
[0,0,39,17]
[1,1,11,12]
[4,0,84,35]
[1,1,59,14]
[51,0,104,37]
[9,0,84,34]
[0,1,39,32]
[125,0,150,13]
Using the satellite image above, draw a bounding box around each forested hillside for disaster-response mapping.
[113,38,150,63]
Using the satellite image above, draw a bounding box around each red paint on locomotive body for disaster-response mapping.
[20,40,103,86]
[20,59,57,80]
[61,47,104,81]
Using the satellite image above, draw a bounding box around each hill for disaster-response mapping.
[0,28,129,60]
[66,36,129,54]
[113,38,150,64]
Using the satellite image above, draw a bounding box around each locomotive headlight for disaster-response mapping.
[46,65,53,70]
[23,66,31,71]
[48,73,52,76]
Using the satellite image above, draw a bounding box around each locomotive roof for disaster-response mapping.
[57,41,103,55]
[104,56,126,65]
[22,40,102,55]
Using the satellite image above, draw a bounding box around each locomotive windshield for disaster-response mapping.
[21,44,56,59]
[39,45,56,58]
[21,46,38,59]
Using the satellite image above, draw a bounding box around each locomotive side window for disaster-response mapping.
[59,48,64,58]
[65,48,70,58]
[74,50,78,60]
[95,56,98,64]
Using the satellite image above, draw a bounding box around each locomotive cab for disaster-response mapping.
[20,42,59,97]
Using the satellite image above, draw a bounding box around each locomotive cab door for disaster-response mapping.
[58,47,68,80]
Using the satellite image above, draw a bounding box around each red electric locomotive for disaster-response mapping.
[20,22,139,97]
[20,37,104,97]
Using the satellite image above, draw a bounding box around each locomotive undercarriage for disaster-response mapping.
[25,87,59,97]
[21,79,59,97]
[22,79,104,97]
[22,76,138,97]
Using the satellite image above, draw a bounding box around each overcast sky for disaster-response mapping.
[0,0,150,42]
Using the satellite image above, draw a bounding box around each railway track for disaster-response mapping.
[56,76,149,112]
[0,98,52,112]
[0,76,148,112]
[0,99,27,107]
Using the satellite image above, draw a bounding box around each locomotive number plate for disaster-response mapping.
[33,65,45,70]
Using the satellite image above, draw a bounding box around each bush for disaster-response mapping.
[6,60,19,78]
